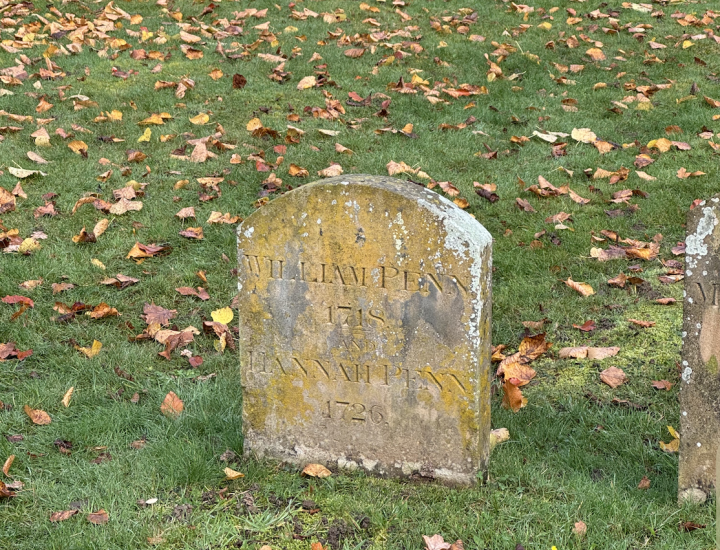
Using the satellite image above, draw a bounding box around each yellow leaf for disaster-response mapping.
[138,113,164,125]
[565,277,595,296]
[75,340,102,358]
[209,69,223,80]
[297,75,316,90]
[586,47,606,61]
[68,140,88,154]
[224,467,245,480]
[138,128,152,142]
[91,259,106,270]
[211,306,234,325]
[537,22,552,30]
[301,463,332,478]
[667,425,679,440]
[18,238,41,254]
[246,118,263,132]
[62,387,74,407]
[682,40,694,49]
[189,113,210,125]
[571,128,597,144]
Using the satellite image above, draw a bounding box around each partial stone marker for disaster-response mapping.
[679,193,720,503]
[237,175,492,485]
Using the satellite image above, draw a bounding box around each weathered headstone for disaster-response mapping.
[237,175,492,485]
[680,194,720,503]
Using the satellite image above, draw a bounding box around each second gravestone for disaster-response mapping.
[237,175,492,485]
[680,194,720,502]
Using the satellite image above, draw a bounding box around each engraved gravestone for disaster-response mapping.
[237,174,492,485]
[680,193,720,503]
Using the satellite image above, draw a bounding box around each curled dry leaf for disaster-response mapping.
[160,391,184,418]
[3,454,14,475]
[75,340,103,358]
[652,380,673,391]
[501,378,527,412]
[571,127,597,143]
[628,318,655,328]
[87,509,109,525]
[600,366,627,389]
[88,303,119,319]
[318,163,343,177]
[224,467,245,480]
[297,75,317,90]
[565,277,594,296]
[302,463,332,478]
[50,510,78,522]
[142,303,177,326]
[558,346,620,360]
[422,534,452,550]
[489,427,510,450]
[62,387,74,407]
[8,166,46,179]
[638,476,651,490]
[179,227,204,240]
[660,426,679,453]
[176,206,195,219]
[23,405,51,425]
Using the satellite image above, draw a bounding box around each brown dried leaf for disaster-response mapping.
[628,318,655,328]
[652,380,673,391]
[565,277,594,296]
[501,378,527,413]
[600,366,627,388]
[87,509,109,524]
[23,405,51,425]
[142,303,177,326]
[2,454,14,475]
[50,510,78,522]
[160,391,184,419]
[179,227,204,240]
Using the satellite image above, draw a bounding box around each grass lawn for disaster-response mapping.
[1,0,719,548]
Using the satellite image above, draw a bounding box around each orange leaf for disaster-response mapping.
[301,463,332,478]
[160,391,184,418]
[565,277,594,296]
[501,378,527,412]
[2,454,14,475]
[23,405,51,425]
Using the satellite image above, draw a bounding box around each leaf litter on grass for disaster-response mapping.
[0,0,717,547]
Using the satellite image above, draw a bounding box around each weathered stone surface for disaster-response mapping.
[237,175,492,485]
[680,194,720,501]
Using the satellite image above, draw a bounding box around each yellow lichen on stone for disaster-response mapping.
[237,175,492,485]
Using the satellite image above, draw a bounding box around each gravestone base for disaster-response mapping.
[237,175,492,485]
[244,438,480,486]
